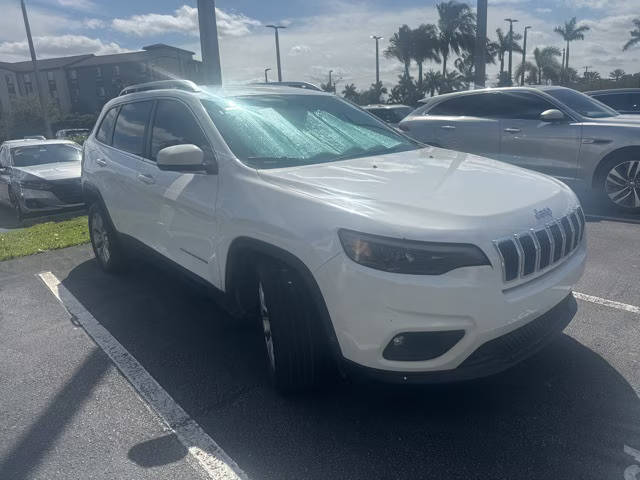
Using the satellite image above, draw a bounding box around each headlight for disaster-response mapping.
[338,229,490,275]
[18,180,50,190]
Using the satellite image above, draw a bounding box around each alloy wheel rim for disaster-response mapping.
[605,160,640,208]
[91,213,111,264]
[258,281,276,371]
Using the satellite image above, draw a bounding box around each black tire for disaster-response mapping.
[598,157,640,214]
[88,203,127,273]
[256,260,329,392]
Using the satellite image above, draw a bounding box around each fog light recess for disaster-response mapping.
[383,330,465,361]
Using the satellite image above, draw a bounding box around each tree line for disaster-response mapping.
[340,1,640,106]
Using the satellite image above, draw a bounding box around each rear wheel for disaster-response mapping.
[88,203,127,273]
[256,260,329,392]
[602,159,640,213]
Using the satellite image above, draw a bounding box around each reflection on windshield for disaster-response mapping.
[11,144,81,167]
[545,88,619,119]
[202,95,419,168]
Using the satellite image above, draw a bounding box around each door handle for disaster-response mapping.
[95,158,107,167]
[137,173,155,185]
[440,125,456,130]
[504,127,521,133]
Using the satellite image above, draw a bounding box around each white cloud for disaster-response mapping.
[0,35,128,61]
[289,45,311,56]
[111,5,260,37]
[57,0,96,11]
[83,18,105,29]
[535,8,552,13]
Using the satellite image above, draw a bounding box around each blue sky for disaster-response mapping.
[0,0,638,89]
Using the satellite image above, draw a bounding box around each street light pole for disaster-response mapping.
[504,18,518,85]
[20,0,51,138]
[264,68,271,83]
[521,25,531,86]
[371,35,383,85]
[266,25,286,82]
[197,0,222,85]
[474,0,488,88]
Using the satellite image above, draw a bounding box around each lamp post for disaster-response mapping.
[504,18,518,85]
[521,25,531,86]
[266,25,286,82]
[371,35,383,85]
[20,0,52,138]
[264,67,271,83]
[197,0,222,85]
[474,0,488,88]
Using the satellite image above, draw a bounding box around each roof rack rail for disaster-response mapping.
[119,79,200,96]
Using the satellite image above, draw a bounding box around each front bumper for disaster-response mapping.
[16,181,85,214]
[313,240,586,377]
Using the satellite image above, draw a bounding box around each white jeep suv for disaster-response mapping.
[82,80,586,391]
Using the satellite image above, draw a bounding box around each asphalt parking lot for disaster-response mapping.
[1,186,639,480]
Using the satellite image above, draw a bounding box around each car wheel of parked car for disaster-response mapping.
[256,260,328,392]
[89,203,127,273]
[602,159,640,213]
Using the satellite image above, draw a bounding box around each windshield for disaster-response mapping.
[11,144,81,167]
[201,94,419,169]
[545,88,619,118]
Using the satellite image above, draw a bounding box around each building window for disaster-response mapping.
[5,75,15,95]
[96,67,102,79]
[47,71,54,81]
[70,69,77,80]
[47,71,57,94]
[72,88,80,103]
[97,86,106,98]
[113,65,120,76]
[23,73,33,95]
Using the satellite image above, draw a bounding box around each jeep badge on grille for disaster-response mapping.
[534,207,553,220]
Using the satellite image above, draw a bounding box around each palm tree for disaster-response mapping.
[454,53,474,87]
[342,83,359,103]
[385,25,414,78]
[412,24,441,90]
[423,69,442,97]
[532,46,562,84]
[554,17,590,72]
[583,70,601,82]
[495,28,522,77]
[609,69,626,81]
[439,70,464,93]
[623,18,640,51]
[435,1,476,76]
[514,61,537,85]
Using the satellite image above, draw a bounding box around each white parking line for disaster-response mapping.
[574,291,640,315]
[37,271,248,480]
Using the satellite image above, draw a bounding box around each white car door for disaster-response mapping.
[107,100,156,245]
[145,98,220,284]
[496,91,580,180]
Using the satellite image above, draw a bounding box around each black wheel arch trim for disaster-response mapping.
[225,236,343,365]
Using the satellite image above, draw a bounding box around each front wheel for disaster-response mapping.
[88,203,127,273]
[256,260,329,393]
[602,159,640,213]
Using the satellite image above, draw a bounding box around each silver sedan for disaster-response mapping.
[400,86,640,213]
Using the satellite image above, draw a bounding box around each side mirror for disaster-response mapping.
[157,144,205,172]
[540,109,565,122]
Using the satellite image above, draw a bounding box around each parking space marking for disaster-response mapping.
[37,271,248,480]
[574,291,640,315]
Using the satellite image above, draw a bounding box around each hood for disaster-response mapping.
[257,147,577,240]
[12,161,81,181]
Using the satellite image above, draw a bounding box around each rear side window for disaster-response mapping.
[593,93,630,111]
[112,101,153,156]
[492,92,557,120]
[150,100,210,160]
[428,93,498,117]
[96,107,118,145]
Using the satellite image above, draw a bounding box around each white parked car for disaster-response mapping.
[82,80,585,391]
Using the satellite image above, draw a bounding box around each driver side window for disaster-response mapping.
[150,100,212,162]
[494,92,558,120]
